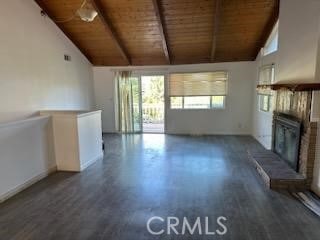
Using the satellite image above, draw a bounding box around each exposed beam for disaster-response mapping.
[152,0,171,64]
[253,0,280,60]
[211,0,221,62]
[34,0,92,63]
[90,0,131,65]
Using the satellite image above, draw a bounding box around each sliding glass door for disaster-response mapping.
[117,74,165,133]
[141,75,165,133]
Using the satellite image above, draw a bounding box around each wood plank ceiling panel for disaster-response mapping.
[35,0,128,65]
[214,0,279,62]
[99,0,168,65]
[35,0,279,66]
[161,0,215,64]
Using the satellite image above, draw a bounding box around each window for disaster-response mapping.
[170,96,225,109]
[259,95,271,112]
[170,96,183,109]
[169,71,227,109]
[259,64,275,85]
[263,21,278,56]
[257,64,274,112]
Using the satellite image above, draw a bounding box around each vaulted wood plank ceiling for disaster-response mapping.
[35,0,279,66]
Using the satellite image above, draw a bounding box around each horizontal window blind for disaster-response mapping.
[169,71,228,97]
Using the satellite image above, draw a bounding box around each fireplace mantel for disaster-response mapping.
[257,83,320,92]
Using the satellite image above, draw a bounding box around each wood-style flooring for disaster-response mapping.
[1,134,320,240]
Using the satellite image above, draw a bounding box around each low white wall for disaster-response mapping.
[39,110,103,172]
[0,116,56,202]
[93,62,255,135]
[78,111,104,170]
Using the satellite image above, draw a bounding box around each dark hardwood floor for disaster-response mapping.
[1,134,320,240]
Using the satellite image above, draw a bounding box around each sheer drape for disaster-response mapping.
[115,71,135,133]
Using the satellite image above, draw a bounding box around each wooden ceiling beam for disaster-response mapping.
[211,0,221,62]
[90,0,131,65]
[35,0,279,66]
[152,0,171,64]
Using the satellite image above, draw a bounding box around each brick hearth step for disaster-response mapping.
[247,149,307,190]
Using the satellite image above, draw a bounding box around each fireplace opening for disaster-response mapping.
[272,113,302,172]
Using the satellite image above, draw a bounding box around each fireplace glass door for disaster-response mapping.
[273,116,301,171]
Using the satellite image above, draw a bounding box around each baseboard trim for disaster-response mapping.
[0,166,57,203]
[166,132,251,136]
[80,153,104,171]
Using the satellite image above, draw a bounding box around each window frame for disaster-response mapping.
[169,95,226,110]
[262,21,279,56]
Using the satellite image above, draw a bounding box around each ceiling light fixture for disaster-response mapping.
[77,8,98,22]
[44,0,98,23]
[77,1,98,22]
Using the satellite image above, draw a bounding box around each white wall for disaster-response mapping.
[94,62,255,134]
[277,0,320,84]
[93,68,117,132]
[0,0,95,124]
[0,0,95,201]
[252,0,320,147]
[166,63,255,135]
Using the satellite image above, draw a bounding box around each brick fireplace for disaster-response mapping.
[275,89,317,188]
[249,85,319,190]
